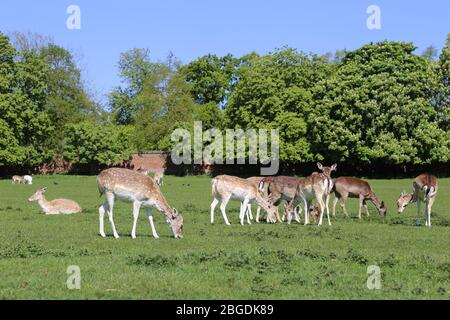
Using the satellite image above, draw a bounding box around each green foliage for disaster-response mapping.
[182,54,238,105]
[226,47,334,162]
[133,58,196,151]
[310,41,449,165]
[0,32,54,166]
[63,122,134,165]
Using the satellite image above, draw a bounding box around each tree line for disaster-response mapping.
[0,31,449,173]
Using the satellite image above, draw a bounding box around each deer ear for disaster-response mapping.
[173,208,178,215]
[400,190,406,196]
[317,162,323,170]
[42,187,48,193]
[331,164,337,171]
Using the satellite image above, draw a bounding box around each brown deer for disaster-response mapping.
[210,175,278,225]
[97,168,183,239]
[332,177,387,218]
[397,173,438,227]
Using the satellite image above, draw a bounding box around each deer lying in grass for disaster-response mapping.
[332,177,387,218]
[210,175,278,225]
[397,173,438,227]
[28,187,81,214]
[282,163,337,226]
[97,168,183,239]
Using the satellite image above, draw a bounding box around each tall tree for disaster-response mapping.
[311,41,449,165]
[0,32,53,167]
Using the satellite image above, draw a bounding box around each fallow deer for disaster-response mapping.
[97,168,183,239]
[210,175,278,225]
[12,175,24,184]
[332,177,386,218]
[397,173,438,227]
[283,163,337,226]
[258,175,300,223]
[28,187,81,214]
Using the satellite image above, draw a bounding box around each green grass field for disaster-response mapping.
[0,175,449,299]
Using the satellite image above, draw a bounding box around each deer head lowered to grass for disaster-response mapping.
[96,168,183,239]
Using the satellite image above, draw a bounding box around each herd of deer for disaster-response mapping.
[15,163,438,240]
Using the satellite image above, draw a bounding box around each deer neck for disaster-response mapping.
[152,192,174,218]
[369,193,383,210]
[38,196,52,212]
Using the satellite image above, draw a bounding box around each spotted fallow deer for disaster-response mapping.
[258,175,300,223]
[97,168,183,239]
[283,163,337,226]
[332,177,387,219]
[28,187,81,214]
[210,175,278,225]
[397,173,438,227]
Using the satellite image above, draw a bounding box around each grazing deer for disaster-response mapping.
[97,168,183,239]
[210,175,278,225]
[258,175,300,223]
[12,175,24,184]
[283,163,337,226]
[397,173,438,227]
[241,176,279,224]
[332,177,386,218]
[28,187,81,214]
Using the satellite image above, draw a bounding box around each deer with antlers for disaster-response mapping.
[397,173,438,227]
[332,177,387,219]
[97,168,183,239]
[210,175,278,225]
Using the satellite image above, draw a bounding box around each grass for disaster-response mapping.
[0,174,449,299]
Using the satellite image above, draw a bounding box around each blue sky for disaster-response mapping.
[1,0,449,104]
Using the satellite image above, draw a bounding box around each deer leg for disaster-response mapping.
[318,195,327,226]
[339,195,349,217]
[240,198,250,225]
[363,200,370,216]
[294,205,301,224]
[303,198,310,225]
[210,197,219,224]
[106,192,119,239]
[358,195,365,219]
[426,196,435,227]
[98,201,108,238]
[332,195,339,217]
[246,203,253,223]
[325,194,331,219]
[131,201,141,239]
[255,206,261,223]
[219,195,231,225]
[145,208,159,239]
